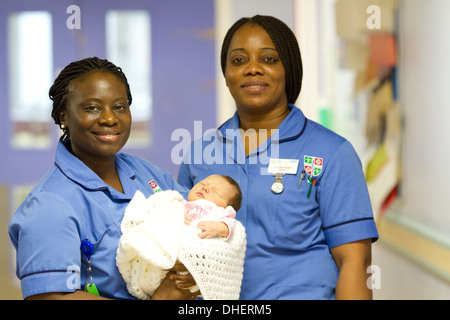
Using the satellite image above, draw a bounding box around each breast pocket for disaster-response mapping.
[273,174,322,250]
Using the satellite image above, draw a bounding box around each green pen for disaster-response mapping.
[307,175,316,199]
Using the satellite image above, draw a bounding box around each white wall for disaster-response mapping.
[397,0,450,235]
[371,0,450,300]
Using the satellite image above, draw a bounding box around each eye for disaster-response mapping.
[84,105,101,112]
[113,104,129,112]
[262,56,279,64]
[230,56,247,65]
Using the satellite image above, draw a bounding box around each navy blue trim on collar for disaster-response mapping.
[278,118,308,143]
[54,162,109,192]
[218,104,308,143]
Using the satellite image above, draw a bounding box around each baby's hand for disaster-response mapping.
[184,214,192,225]
[197,221,229,239]
[184,209,192,225]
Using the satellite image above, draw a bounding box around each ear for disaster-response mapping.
[59,111,66,126]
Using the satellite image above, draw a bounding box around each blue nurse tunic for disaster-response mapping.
[9,140,189,299]
[177,105,378,299]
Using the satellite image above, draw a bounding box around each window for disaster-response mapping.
[8,11,53,148]
[106,10,152,146]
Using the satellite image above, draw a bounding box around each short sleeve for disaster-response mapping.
[157,167,189,199]
[9,192,82,299]
[177,161,194,189]
[317,141,378,248]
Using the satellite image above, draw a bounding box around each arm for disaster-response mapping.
[26,283,197,300]
[330,239,373,300]
[197,221,229,239]
[26,291,109,300]
[196,206,236,239]
[27,263,199,300]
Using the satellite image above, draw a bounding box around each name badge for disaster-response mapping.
[268,159,299,194]
[268,158,299,175]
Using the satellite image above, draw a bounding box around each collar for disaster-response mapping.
[55,140,136,196]
[218,104,307,142]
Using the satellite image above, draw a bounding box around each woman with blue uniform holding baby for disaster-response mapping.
[8,57,196,300]
[177,15,379,299]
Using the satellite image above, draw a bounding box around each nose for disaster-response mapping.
[244,59,264,76]
[98,106,118,126]
[202,185,209,193]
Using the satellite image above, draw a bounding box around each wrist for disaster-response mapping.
[219,222,230,238]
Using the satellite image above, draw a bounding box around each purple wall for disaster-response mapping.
[0,0,216,185]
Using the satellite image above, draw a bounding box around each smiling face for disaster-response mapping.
[60,70,131,164]
[188,175,237,208]
[224,23,287,115]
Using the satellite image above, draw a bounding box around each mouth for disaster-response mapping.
[241,81,269,94]
[92,131,121,142]
[196,191,205,199]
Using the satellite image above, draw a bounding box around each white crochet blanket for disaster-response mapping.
[116,190,246,300]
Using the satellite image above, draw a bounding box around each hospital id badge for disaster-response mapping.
[268,158,299,175]
[268,159,299,194]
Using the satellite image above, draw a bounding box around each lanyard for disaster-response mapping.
[80,240,100,296]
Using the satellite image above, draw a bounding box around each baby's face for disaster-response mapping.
[188,175,235,208]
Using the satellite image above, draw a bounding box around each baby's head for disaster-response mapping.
[188,175,242,211]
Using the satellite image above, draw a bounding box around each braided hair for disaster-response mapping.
[49,57,132,141]
[220,15,303,104]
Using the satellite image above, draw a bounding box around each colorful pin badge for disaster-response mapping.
[149,180,162,193]
[304,155,323,177]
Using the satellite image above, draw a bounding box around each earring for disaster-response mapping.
[61,124,66,129]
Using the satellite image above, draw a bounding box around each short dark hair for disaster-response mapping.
[49,57,132,141]
[220,175,242,212]
[220,15,303,104]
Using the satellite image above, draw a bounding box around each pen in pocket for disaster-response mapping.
[307,175,316,199]
[298,169,306,189]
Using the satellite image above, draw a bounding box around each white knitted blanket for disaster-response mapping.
[116,190,246,300]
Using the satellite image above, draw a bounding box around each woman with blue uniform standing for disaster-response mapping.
[177,15,379,299]
[9,57,197,300]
